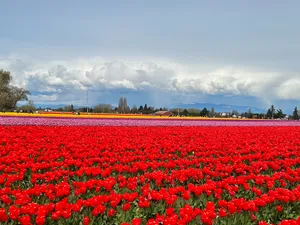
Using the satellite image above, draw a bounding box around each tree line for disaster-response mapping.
[265,105,299,120]
[1,69,300,119]
[36,101,300,120]
[56,101,169,115]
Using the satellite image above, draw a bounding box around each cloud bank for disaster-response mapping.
[0,57,300,107]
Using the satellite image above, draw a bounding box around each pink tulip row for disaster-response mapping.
[0,116,299,126]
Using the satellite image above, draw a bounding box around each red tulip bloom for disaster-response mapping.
[276,205,283,212]
[108,209,116,217]
[227,202,237,214]
[250,214,257,221]
[83,216,89,225]
[166,207,175,216]
[36,216,45,225]
[219,208,227,217]
[182,191,191,200]
[9,206,20,221]
[132,218,142,225]
[122,203,131,211]
[0,208,8,222]
[19,215,32,225]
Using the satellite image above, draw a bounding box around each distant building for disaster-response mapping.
[153,111,173,117]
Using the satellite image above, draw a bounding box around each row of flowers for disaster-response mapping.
[0,116,300,126]
[0,126,299,224]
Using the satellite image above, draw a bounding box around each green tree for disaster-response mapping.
[271,105,275,119]
[266,105,275,119]
[143,104,148,114]
[0,70,30,111]
[10,86,30,109]
[131,105,138,114]
[210,107,215,117]
[182,109,188,116]
[293,107,299,120]
[276,109,285,119]
[93,104,112,113]
[19,100,35,112]
[200,107,209,117]
[138,105,143,113]
[63,104,75,112]
[148,106,154,114]
[246,108,253,119]
[266,109,272,119]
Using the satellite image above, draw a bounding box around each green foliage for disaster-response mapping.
[0,69,30,111]
[131,105,138,114]
[200,107,209,117]
[182,109,188,116]
[19,100,35,112]
[266,105,286,119]
[293,107,299,120]
[275,109,285,119]
[93,104,113,113]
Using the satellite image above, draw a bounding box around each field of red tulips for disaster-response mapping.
[0,125,299,225]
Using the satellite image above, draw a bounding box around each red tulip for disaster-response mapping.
[0,208,8,222]
[83,216,89,225]
[122,203,131,211]
[276,205,283,212]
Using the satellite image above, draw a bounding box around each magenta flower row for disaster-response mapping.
[0,117,299,126]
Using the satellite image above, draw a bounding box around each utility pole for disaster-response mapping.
[177,95,180,117]
[86,88,89,114]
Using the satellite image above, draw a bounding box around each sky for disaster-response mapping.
[1,1,300,112]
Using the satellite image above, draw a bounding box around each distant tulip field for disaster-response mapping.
[0,118,299,224]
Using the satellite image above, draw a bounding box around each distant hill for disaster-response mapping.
[177,103,266,113]
[22,102,266,114]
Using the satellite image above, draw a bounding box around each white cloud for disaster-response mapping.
[1,57,300,105]
[277,78,300,100]
[109,79,136,90]
[31,94,58,102]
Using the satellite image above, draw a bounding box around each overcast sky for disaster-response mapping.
[1,1,300,112]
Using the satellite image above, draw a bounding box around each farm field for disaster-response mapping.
[0,124,299,224]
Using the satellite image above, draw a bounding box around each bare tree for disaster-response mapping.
[118,97,124,113]
[123,97,130,113]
